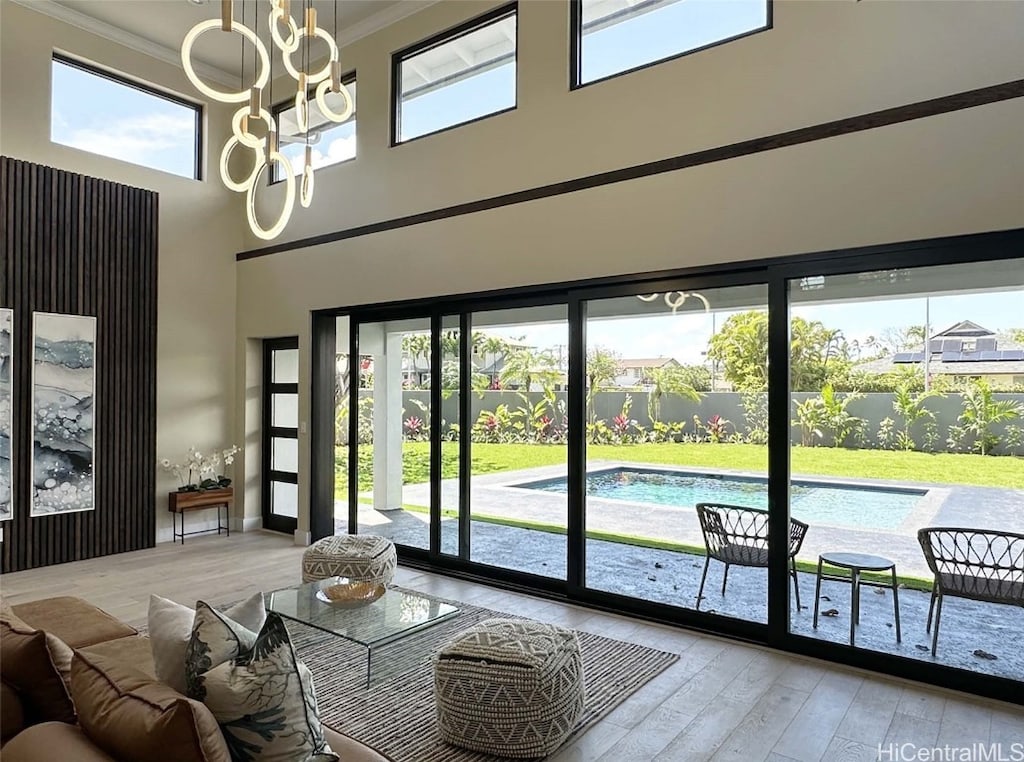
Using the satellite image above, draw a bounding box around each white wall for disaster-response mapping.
[248,0,1024,248]
[237,0,1024,535]
[0,0,245,542]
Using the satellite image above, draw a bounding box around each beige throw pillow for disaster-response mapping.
[148,592,265,694]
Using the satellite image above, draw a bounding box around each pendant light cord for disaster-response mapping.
[239,0,244,92]
[304,0,310,150]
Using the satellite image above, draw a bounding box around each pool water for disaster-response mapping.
[519,468,925,530]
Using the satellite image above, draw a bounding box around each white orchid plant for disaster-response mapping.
[161,445,241,492]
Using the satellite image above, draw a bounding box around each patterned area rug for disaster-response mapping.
[284,588,679,762]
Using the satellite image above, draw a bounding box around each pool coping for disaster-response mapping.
[492,460,949,536]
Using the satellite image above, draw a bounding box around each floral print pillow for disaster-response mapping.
[186,602,337,762]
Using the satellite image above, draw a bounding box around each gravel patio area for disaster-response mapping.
[335,462,1024,682]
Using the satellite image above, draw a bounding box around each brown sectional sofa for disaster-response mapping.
[1,596,391,762]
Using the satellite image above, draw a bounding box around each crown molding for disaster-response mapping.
[334,0,441,49]
[11,0,441,89]
[9,0,237,86]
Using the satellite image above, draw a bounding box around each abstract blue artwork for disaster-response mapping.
[0,308,11,521]
[31,312,96,517]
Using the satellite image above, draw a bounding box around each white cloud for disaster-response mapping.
[325,135,356,163]
[286,134,356,176]
[58,112,194,167]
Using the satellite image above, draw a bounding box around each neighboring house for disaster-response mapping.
[615,357,681,387]
[863,321,1024,386]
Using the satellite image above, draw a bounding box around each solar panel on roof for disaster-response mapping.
[1002,350,1024,361]
[941,351,961,362]
[893,353,913,363]
[942,339,963,352]
[929,340,943,353]
[910,352,925,362]
[977,338,998,352]
[980,351,1000,361]
[957,354,982,362]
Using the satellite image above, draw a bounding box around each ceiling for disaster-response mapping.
[46,0,433,82]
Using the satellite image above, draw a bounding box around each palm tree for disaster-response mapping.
[647,366,701,424]
[478,334,511,386]
[500,346,560,393]
[401,333,431,387]
[586,347,620,424]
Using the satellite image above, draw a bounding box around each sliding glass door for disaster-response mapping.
[349,317,433,551]
[466,305,570,580]
[580,283,773,624]
[787,258,1024,685]
[311,230,1024,703]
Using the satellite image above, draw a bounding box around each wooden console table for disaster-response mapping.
[168,488,232,545]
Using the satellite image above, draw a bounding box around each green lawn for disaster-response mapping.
[336,442,1023,493]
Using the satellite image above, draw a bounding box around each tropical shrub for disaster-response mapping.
[692,414,733,444]
[957,379,1024,455]
[740,391,768,445]
[793,385,863,447]
[890,383,943,452]
[648,420,687,444]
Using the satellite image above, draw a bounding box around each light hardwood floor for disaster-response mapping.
[2,532,1020,761]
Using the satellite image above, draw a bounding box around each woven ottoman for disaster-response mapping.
[433,618,584,758]
[300,534,397,585]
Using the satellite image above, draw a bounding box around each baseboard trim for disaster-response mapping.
[233,516,262,533]
[293,530,311,547]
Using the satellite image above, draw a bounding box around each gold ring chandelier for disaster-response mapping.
[182,0,353,240]
[637,292,711,314]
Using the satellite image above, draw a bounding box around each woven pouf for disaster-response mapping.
[300,534,397,585]
[433,618,585,758]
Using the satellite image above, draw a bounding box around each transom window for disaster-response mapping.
[273,74,357,183]
[393,4,517,144]
[50,54,202,179]
[572,0,771,88]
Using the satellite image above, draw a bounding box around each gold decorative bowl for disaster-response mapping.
[315,577,386,608]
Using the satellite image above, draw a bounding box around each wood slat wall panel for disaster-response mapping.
[0,156,158,572]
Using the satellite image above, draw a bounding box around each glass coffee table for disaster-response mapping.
[267,580,459,686]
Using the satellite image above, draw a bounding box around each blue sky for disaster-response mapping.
[485,287,1024,366]
[581,0,767,83]
[51,59,197,178]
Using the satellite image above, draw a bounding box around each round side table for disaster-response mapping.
[812,552,901,646]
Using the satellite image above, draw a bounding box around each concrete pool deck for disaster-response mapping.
[374,461,1018,578]
[335,462,1024,681]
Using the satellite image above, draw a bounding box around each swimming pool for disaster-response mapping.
[516,468,926,530]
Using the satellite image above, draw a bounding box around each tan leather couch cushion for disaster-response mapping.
[323,725,394,762]
[80,635,156,679]
[1,680,26,743]
[0,721,118,762]
[0,603,76,726]
[11,597,136,649]
[71,650,231,762]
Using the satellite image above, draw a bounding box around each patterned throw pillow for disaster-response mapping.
[186,603,337,762]
[149,593,267,695]
[185,601,259,701]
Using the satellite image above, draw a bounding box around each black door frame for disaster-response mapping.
[262,336,299,535]
[310,227,1024,704]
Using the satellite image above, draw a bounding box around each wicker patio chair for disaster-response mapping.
[917,527,1024,656]
[695,503,809,611]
